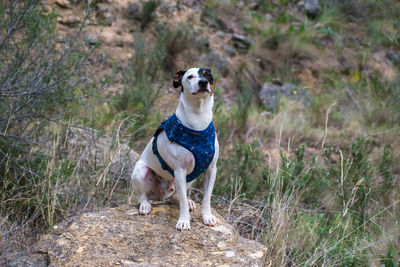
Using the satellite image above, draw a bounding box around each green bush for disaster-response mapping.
[214,143,268,199]
[380,145,394,190]
[140,0,159,30]
[0,0,95,242]
[155,23,194,70]
[113,35,165,131]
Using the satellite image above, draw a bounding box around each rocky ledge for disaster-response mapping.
[12,204,266,266]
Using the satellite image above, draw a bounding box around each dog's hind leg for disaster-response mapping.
[131,160,152,215]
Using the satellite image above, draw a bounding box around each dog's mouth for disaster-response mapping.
[193,87,210,94]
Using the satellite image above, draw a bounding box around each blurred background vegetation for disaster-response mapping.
[1,0,399,265]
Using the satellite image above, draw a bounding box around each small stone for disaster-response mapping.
[58,15,81,26]
[200,51,229,77]
[225,250,236,258]
[231,33,253,53]
[200,13,228,31]
[127,2,140,17]
[265,13,273,21]
[56,36,68,43]
[183,0,195,6]
[272,78,283,86]
[97,8,115,26]
[55,0,70,8]
[216,31,225,39]
[222,44,236,56]
[304,0,321,19]
[84,34,100,46]
[104,13,116,26]
[68,222,80,230]
[217,241,227,250]
[248,250,264,259]
[386,50,400,64]
[195,37,210,48]
[259,82,312,110]
[76,246,85,253]
[297,1,305,11]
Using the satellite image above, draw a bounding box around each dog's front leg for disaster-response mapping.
[174,168,191,230]
[202,163,218,226]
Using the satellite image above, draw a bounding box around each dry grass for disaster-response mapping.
[0,119,139,261]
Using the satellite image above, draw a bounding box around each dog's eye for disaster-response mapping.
[187,75,194,80]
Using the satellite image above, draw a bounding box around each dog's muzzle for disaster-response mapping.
[197,79,210,93]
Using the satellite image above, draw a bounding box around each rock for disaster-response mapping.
[222,43,236,56]
[84,34,100,46]
[259,82,311,110]
[56,36,68,43]
[55,0,70,8]
[127,2,140,18]
[272,78,283,86]
[160,2,172,13]
[200,13,229,32]
[297,1,305,11]
[57,14,81,26]
[304,0,321,19]
[231,33,253,54]
[97,8,115,26]
[15,204,266,266]
[103,13,115,26]
[200,51,230,77]
[195,36,210,49]
[265,13,273,21]
[256,58,270,72]
[216,31,225,39]
[386,50,400,65]
[182,0,196,6]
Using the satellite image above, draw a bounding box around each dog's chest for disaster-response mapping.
[155,113,216,182]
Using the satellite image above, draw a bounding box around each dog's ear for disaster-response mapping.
[204,68,213,84]
[201,68,214,94]
[173,70,186,88]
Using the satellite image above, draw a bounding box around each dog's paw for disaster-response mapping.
[139,201,151,215]
[203,213,218,226]
[176,218,191,231]
[188,199,196,211]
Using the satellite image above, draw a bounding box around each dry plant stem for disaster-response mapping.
[320,102,336,151]
[83,116,131,211]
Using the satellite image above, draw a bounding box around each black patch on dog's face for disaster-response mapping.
[198,68,213,85]
[173,70,186,88]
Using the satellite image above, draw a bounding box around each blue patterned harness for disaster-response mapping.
[152,113,216,183]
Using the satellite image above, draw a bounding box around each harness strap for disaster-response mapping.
[152,119,175,178]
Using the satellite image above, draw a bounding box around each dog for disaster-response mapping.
[131,67,219,231]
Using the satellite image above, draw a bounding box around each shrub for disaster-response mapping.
[0,0,96,256]
[140,0,159,30]
[112,35,165,140]
[214,143,268,199]
[155,23,195,71]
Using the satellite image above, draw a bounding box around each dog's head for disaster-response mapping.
[173,68,214,96]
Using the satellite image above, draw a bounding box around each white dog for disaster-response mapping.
[131,67,219,231]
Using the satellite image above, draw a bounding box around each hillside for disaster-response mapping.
[1,0,399,265]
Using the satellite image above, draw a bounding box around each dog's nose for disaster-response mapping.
[198,80,208,87]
